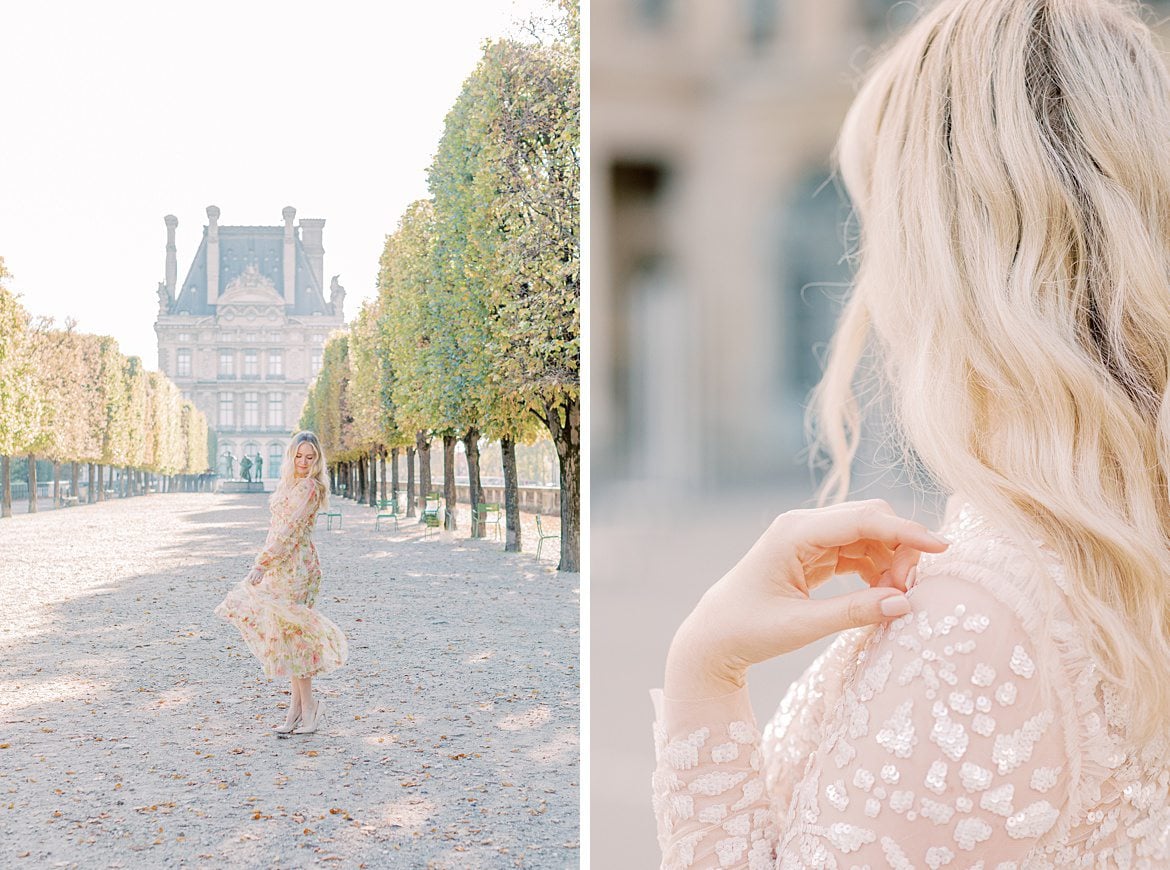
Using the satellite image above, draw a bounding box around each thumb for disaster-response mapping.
[803,588,911,639]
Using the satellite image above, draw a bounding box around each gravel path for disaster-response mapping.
[0,492,579,868]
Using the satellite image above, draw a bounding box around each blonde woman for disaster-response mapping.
[216,431,347,736]
[654,0,1170,866]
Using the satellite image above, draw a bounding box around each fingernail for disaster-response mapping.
[928,532,951,546]
[880,595,911,617]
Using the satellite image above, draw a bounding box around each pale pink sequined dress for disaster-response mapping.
[215,478,347,679]
[651,500,1170,868]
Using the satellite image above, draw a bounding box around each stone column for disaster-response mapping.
[206,205,221,306]
[164,214,178,295]
[282,206,297,307]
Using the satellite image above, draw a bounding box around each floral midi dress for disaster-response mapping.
[215,478,347,679]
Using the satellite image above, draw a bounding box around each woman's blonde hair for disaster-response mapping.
[276,431,329,510]
[816,0,1170,742]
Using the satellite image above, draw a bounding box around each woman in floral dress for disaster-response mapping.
[216,431,347,736]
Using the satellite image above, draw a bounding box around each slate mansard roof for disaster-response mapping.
[170,224,334,316]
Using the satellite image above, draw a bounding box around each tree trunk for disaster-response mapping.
[1,456,10,518]
[357,456,367,504]
[368,448,378,507]
[442,434,457,531]
[379,449,387,505]
[463,428,484,538]
[52,461,60,507]
[406,447,416,517]
[96,464,105,502]
[71,462,79,504]
[501,436,521,552]
[28,454,38,513]
[390,447,400,505]
[543,396,580,572]
[416,431,432,520]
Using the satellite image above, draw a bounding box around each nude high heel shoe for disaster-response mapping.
[275,713,301,737]
[292,698,325,735]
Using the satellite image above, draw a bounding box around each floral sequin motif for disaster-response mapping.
[215,479,347,679]
[653,501,1170,868]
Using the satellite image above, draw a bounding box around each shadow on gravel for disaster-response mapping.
[0,492,579,868]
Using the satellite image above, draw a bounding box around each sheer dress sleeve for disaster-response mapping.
[253,479,320,572]
[652,569,1072,869]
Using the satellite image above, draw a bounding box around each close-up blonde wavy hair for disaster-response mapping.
[815,0,1170,744]
[275,431,330,510]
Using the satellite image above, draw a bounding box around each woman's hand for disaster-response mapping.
[664,499,950,700]
[246,567,264,586]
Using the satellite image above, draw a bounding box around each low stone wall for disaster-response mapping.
[340,482,561,516]
[453,484,560,516]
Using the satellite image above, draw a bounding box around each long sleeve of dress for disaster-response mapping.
[253,480,320,571]
[652,568,1073,869]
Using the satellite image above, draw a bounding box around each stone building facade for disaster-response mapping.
[154,206,345,484]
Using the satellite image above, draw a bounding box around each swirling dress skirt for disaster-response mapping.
[215,540,347,679]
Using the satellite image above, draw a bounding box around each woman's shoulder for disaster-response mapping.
[912,499,1068,618]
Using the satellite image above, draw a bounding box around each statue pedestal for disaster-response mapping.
[219,480,266,494]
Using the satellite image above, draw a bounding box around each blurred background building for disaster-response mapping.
[155,206,346,486]
[590,0,1170,864]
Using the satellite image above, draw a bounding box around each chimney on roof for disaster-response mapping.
[299,218,326,289]
[206,205,221,305]
[164,214,178,296]
[282,206,296,307]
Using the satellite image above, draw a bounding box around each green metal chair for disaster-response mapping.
[471,502,502,541]
[375,495,400,531]
[421,492,442,539]
[535,513,560,560]
[317,508,342,530]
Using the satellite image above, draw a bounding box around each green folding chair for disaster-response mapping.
[535,513,560,560]
[375,496,400,531]
[422,492,442,540]
[471,502,502,541]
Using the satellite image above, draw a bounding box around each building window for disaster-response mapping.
[176,348,192,377]
[244,332,257,342]
[267,393,283,428]
[268,442,283,478]
[178,332,192,342]
[268,330,281,342]
[219,392,234,428]
[635,0,673,27]
[219,350,234,377]
[244,392,259,428]
[268,350,283,377]
[312,333,325,343]
[863,0,915,34]
[311,349,322,376]
[244,349,259,378]
[745,0,779,49]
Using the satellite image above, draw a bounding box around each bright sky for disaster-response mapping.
[0,0,552,370]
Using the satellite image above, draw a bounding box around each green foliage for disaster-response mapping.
[302,332,354,462]
[0,260,42,455]
[0,254,207,477]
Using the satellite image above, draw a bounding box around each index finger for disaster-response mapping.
[797,503,950,554]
